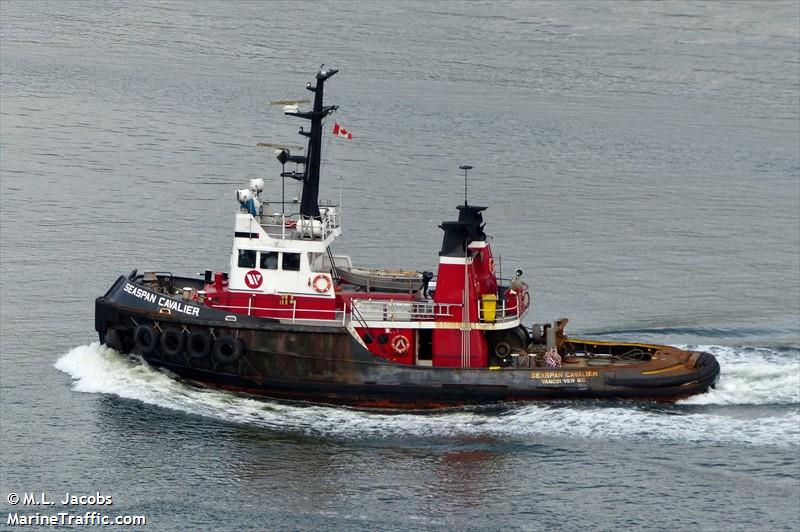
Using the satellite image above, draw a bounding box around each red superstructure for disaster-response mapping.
[198,195,530,369]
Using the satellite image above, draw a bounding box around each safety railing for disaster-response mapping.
[477,295,521,323]
[259,205,340,241]
[350,299,459,322]
[212,300,347,325]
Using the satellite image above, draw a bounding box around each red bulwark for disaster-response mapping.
[203,289,337,321]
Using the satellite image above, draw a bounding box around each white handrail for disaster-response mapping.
[349,299,459,322]
[260,207,341,241]
[212,302,344,323]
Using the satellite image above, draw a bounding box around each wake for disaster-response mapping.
[54,342,799,447]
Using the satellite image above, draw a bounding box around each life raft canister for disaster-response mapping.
[391,334,410,355]
[133,324,159,355]
[312,274,332,293]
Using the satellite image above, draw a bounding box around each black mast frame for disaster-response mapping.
[282,67,339,219]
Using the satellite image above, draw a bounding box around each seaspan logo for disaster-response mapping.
[244,269,263,289]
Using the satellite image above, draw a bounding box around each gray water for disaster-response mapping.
[2,1,799,530]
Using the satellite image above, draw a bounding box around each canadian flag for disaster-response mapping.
[332,122,352,140]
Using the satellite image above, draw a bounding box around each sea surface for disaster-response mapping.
[1,1,799,530]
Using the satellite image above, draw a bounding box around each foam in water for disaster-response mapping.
[54,343,799,447]
[678,345,800,406]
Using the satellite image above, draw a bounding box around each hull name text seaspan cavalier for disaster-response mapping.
[123,283,200,317]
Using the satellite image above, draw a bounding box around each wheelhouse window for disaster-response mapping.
[260,251,279,270]
[282,252,301,271]
[308,252,324,271]
[238,249,257,268]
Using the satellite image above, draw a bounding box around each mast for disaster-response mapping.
[282,67,339,218]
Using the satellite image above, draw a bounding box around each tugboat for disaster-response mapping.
[95,68,720,408]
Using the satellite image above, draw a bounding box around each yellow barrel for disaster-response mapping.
[481,294,498,322]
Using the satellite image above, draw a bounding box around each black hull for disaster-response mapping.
[140,358,720,408]
[95,275,720,408]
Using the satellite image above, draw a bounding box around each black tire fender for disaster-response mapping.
[160,328,185,357]
[187,330,212,359]
[103,327,123,351]
[213,336,242,364]
[495,341,511,357]
[133,324,159,355]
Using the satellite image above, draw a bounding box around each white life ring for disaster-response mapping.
[391,334,410,355]
[312,274,331,293]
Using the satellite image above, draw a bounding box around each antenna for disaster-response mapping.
[459,165,473,206]
[458,164,474,367]
[269,99,310,106]
[257,142,304,151]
